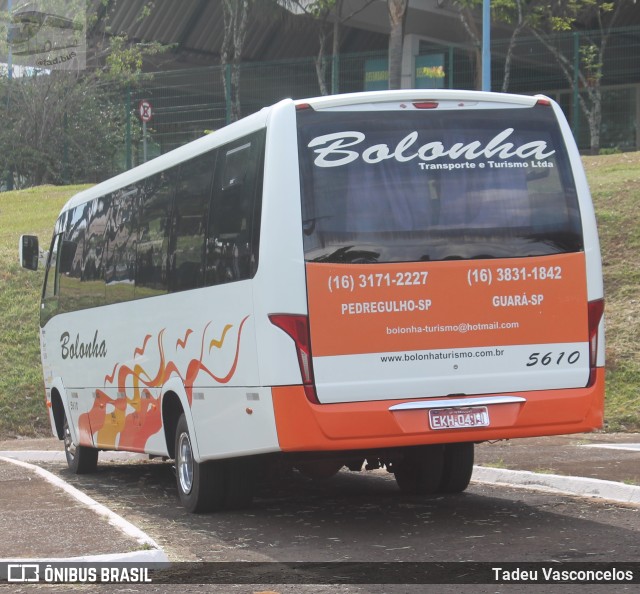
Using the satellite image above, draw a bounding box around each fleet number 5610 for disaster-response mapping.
[526,351,580,367]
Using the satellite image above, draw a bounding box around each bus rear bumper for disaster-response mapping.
[271,368,605,452]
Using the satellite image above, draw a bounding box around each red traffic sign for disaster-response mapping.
[138,99,153,123]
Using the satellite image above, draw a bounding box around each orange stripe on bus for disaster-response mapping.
[271,368,604,452]
[306,253,588,357]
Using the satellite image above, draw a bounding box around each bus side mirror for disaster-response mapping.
[19,235,39,271]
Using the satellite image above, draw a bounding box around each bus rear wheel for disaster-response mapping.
[439,442,474,493]
[63,415,98,474]
[175,414,226,513]
[393,445,444,495]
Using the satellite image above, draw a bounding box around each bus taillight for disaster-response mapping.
[587,298,604,386]
[269,314,319,404]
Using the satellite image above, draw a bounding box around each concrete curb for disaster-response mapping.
[0,550,168,564]
[0,455,168,564]
[580,443,640,452]
[0,450,146,462]
[473,465,640,506]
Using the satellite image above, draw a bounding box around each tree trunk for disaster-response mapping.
[387,0,408,90]
[455,5,481,90]
[588,87,602,155]
[230,63,243,122]
[501,25,525,93]
[331,0,343,94]
[221,0,251,123]
[315,28,329,96]
[501,0,525,93]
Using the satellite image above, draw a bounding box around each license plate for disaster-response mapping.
[429,406,490,430]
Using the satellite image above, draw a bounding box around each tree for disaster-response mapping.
[454,0,483,90]
[526,0,632,154]
[0,72,124,188]
[221,0,253,123]
[290,0,340,95]
[289,0,376,95]
[453,0,630,152]
[454,0,535,92]
[0,0,171,188]
[495,0,533,92]
[387,0,408,89]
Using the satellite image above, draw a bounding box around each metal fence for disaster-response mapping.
[121,25,640,170]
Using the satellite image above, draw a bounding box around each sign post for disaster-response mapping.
[482,0,491,91]
[138,99,153,163]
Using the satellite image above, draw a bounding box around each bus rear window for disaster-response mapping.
[297,106,583,263]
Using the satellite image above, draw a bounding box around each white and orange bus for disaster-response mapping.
[20,90,605,512]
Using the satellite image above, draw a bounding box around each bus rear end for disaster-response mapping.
[269,91,604,493]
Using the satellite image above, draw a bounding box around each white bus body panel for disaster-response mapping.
[40,108,289,461]
[41,280,281,459]
[551,99,605,368]
[252,99,310,387]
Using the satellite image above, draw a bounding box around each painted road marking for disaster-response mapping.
[579,443,640,452]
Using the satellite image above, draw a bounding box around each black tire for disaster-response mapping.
[174,414,226,513]
[393,445,445,495]
[63,415,98,474]
[439,442,474,494]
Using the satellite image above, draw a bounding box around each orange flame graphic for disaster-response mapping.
[176,329,193,350]
[79,316,250,452]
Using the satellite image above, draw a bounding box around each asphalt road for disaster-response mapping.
[10,456,637,593]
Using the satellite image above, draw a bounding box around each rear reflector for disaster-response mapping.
[269,314,319,404]
[587,299,604,386]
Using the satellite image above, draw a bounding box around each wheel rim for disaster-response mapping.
[177,432,194,495]
[63,419,76,462]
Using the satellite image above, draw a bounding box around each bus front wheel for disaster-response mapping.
[174,414,226,513]
[63,416,98,474]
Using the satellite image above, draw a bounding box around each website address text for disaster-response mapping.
[381,348,505,363]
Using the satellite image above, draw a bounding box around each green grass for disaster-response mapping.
[583,152,640,431]
[480,459,508,469]
[0,153,639,438]
[0,185,89,438]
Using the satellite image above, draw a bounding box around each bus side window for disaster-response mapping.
[82,195,110,308]
[169,151,215,293]
[206,130,264,286]
[135,170,176,298]
[40,233,61,326]
[58,203,89,313]
[105,187,137,304]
